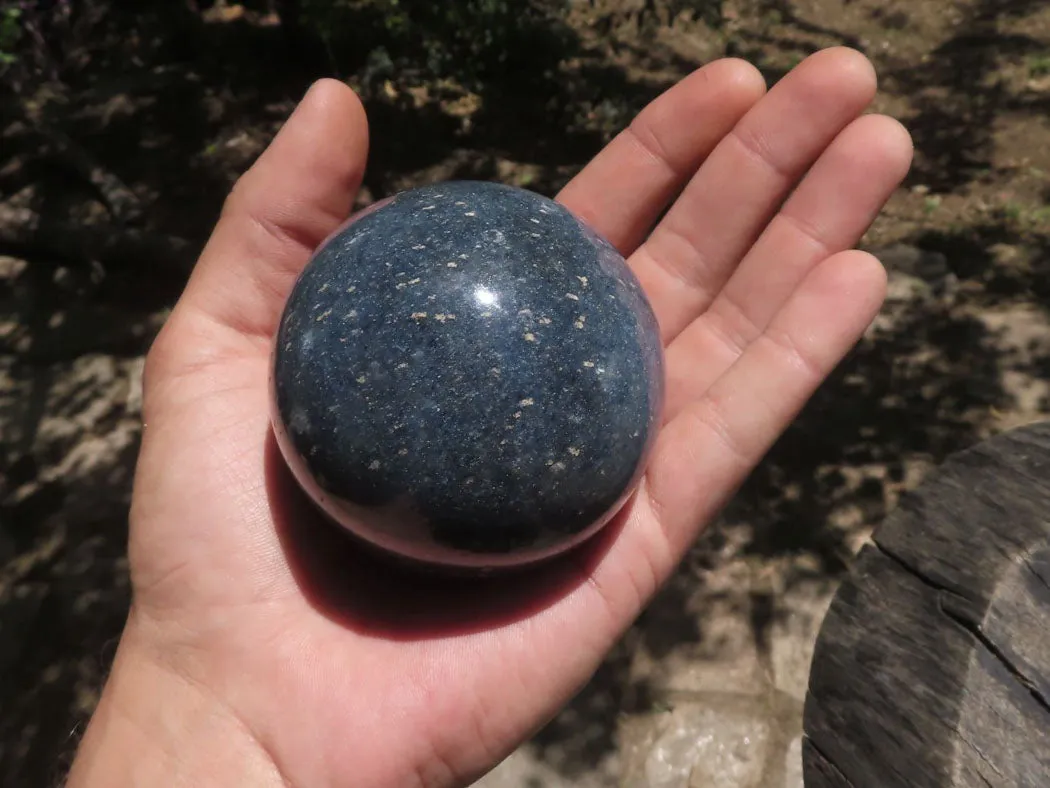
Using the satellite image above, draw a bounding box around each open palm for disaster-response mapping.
[70,48,911,788]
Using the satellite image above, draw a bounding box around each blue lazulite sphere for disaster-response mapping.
[271,181,664,571]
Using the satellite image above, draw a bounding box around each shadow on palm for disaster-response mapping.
[264,431,633,640]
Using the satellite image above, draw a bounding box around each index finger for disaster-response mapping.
[556,58,766,256]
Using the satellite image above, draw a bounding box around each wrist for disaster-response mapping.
[65,608,287,788]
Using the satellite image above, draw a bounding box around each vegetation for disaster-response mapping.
[299,0,575,87]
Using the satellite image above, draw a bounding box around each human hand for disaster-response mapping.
[66,47,911,788]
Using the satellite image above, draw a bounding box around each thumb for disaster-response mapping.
[153,78,369,380]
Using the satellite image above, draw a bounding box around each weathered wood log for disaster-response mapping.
[803,420,1050,787]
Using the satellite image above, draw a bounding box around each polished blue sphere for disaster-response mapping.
[271,181,664,571]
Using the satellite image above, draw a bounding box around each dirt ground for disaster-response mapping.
[1,0,1049,786]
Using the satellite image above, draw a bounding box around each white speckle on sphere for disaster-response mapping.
[289,407,311,435]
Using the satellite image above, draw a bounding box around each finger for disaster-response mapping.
[631,47,878,341]
[574,251,886,625]
[647,251,886,559]
[180,79,369,341]
[662,114,913,419]
[556,58,766,256]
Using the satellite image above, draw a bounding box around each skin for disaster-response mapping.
[65,47,912,788]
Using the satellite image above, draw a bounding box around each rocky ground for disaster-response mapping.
[2,1,1049,786]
